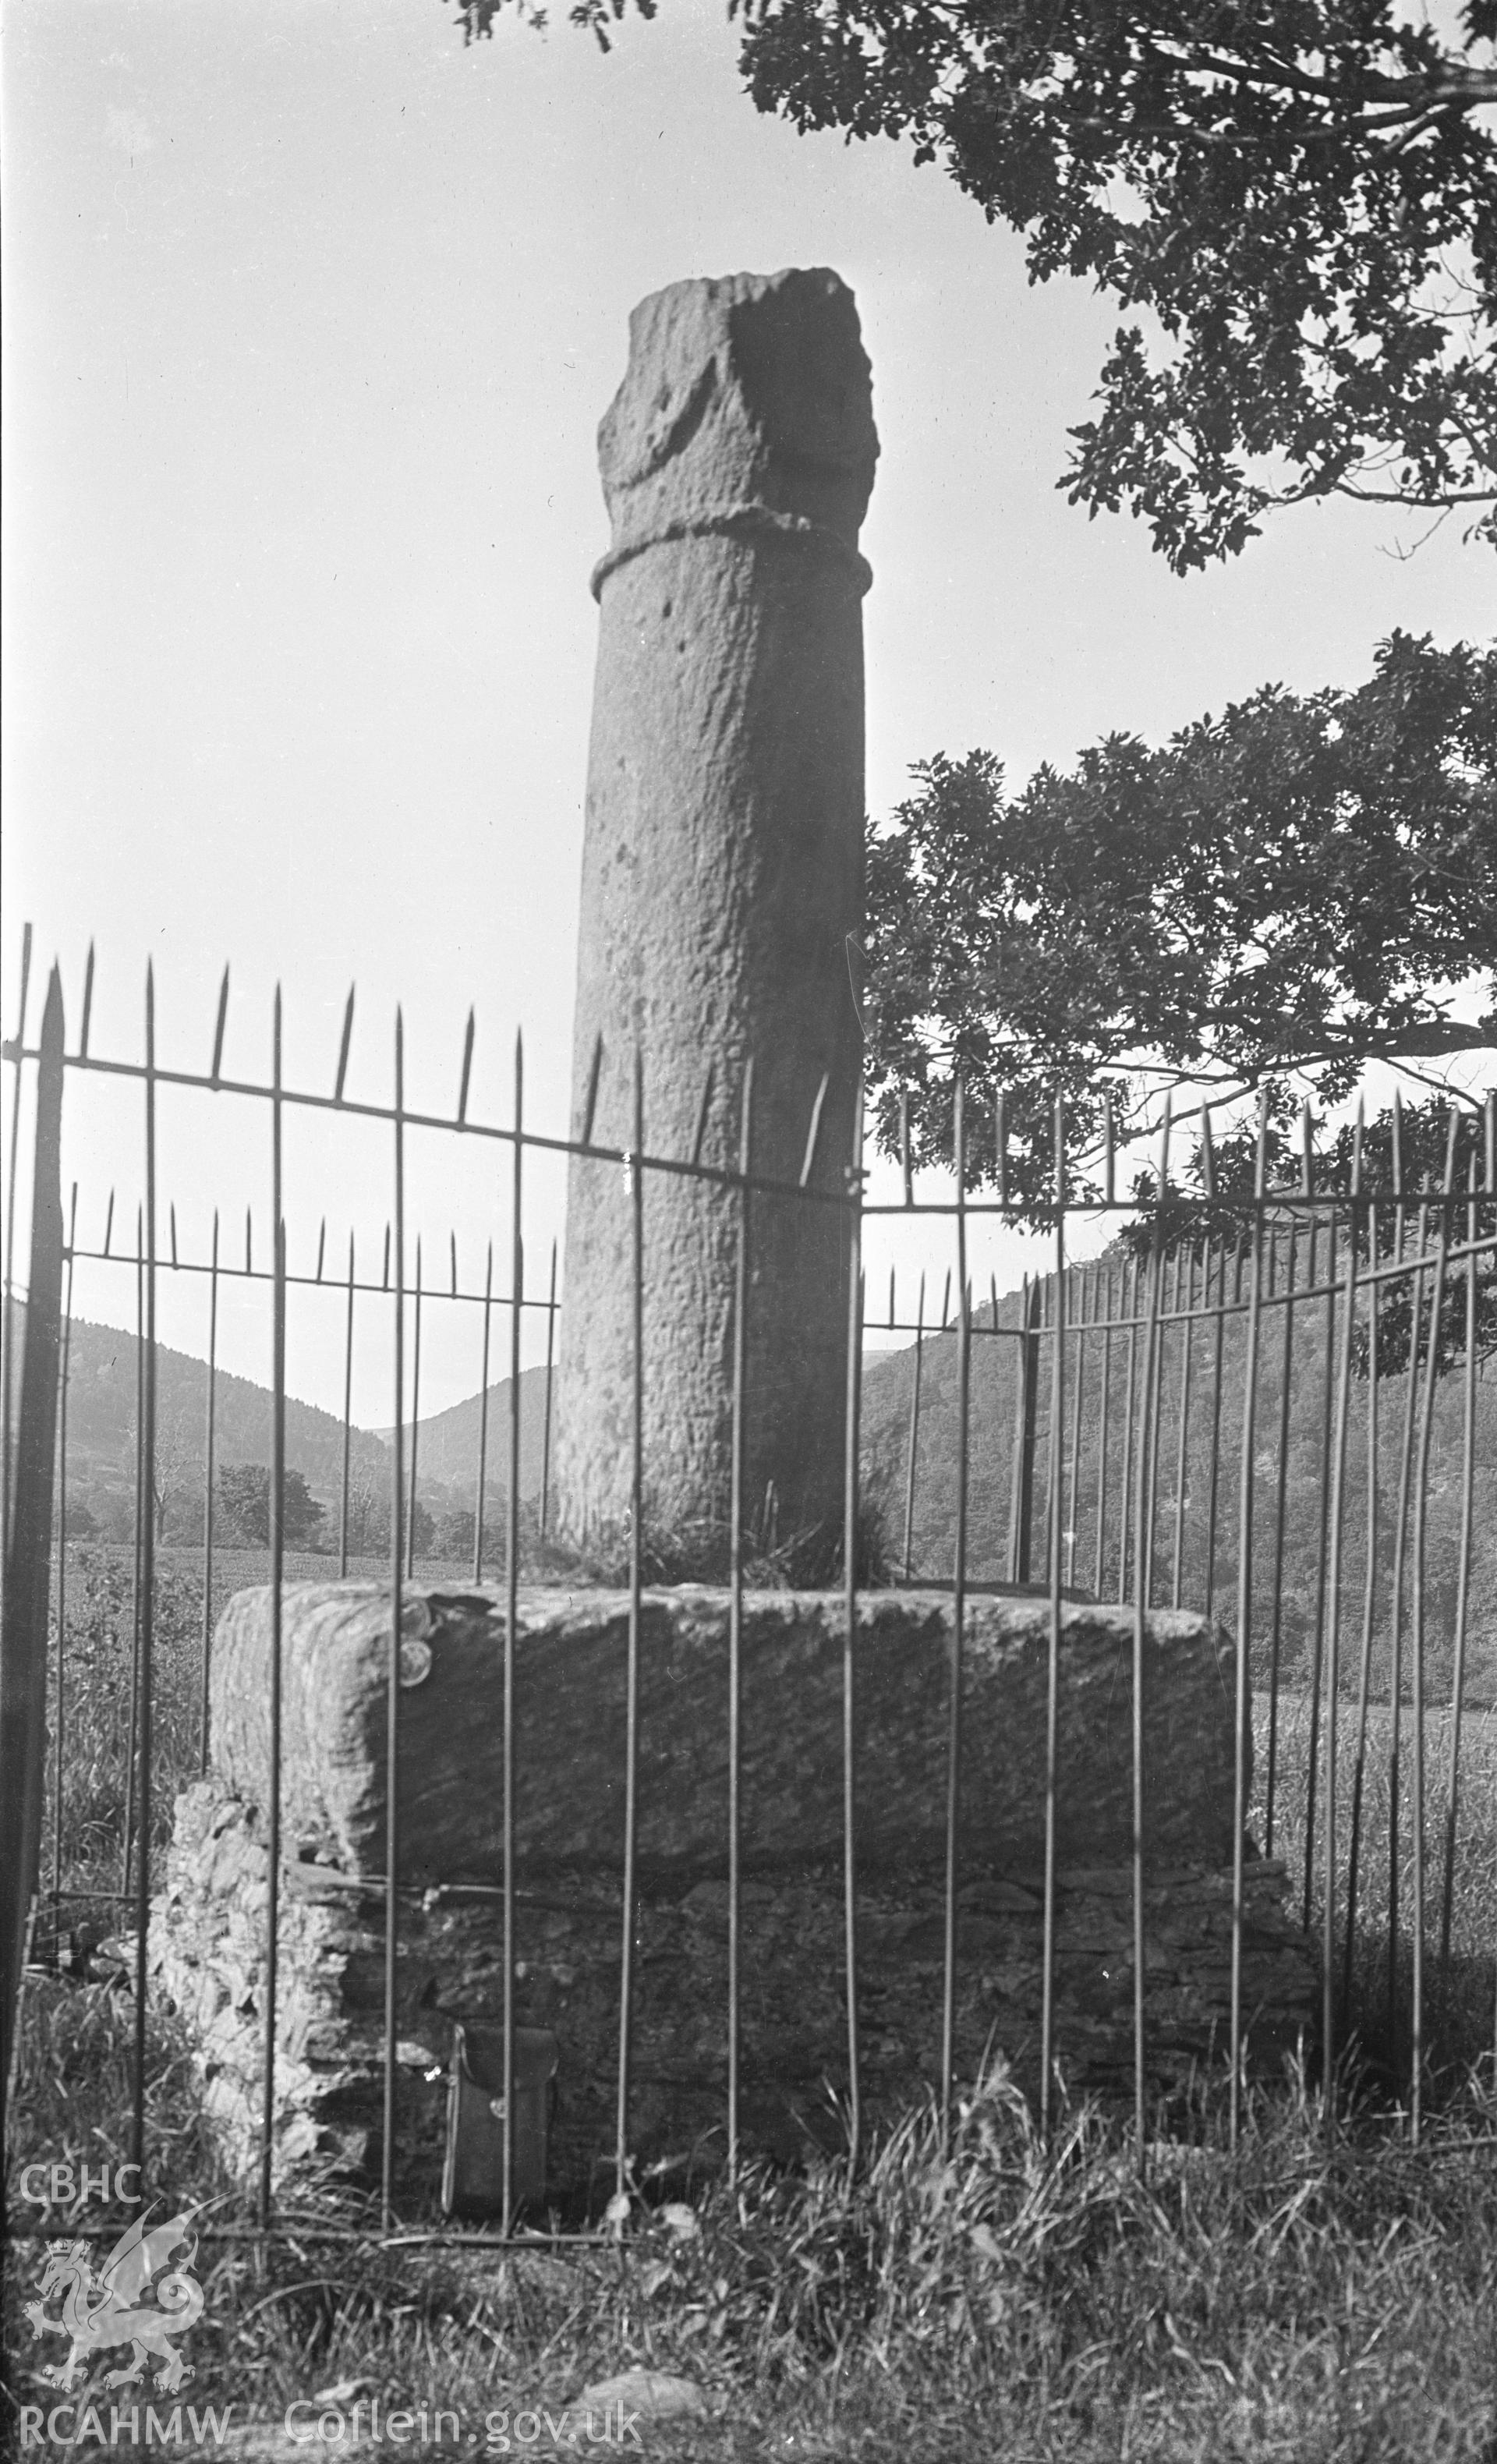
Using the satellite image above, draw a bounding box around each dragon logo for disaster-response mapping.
[24,2207,204,2393]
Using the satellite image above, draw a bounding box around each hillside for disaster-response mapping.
[15,1273,1492,1699]
[17,1315,547,1544]
[859,1251,1495,1702]
[375,1365,552,1500]
[45,1318,391,1540]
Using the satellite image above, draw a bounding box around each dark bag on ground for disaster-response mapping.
[441,2023,558,2219]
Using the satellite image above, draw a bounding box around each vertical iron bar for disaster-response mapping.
[1298,1208,1325,1917]
[200,1213,220,1773]
[1229,1100,1266,2147]
[727,1061,753,2186]
[1320,1131,1361,2131]
[1144,1090,1171,1598]
[338,1234,355,1578]
[130,970,157,2183]
[1388,1194,1426,2051]
[1064,1262,1085,1590]
[540,1239,557,1542]
[1265,1221,1298,1859]
[124,1221,143,1899]
[1012,1277,1040,1583]
[332,986,353,1104]
[1093,1266,1113,1598]
[842,1082,865,2171]
[78,945,94,1064]
[799,1071,830,1190]
[472,1243,493,1584]
[1440,1157,1479,1967]
[616,1049,644,2206]
[1203,1238,1230,1620]
[456,1008,475,1128]
[1117,1259,1139,1602]
[407,1244,423,1577]
[902,1273,925,1583]
[1131,1110,1170,2171]
[2,921,34,1570]
[1409,1149,1453,2147]
[1344,1202,1380,2016]
[51,1185,77,1904]
[1171,1248,1195,1609]
[1301,1209,1339,1938]
[940,1079,969,2141]
[0,965,62,2100]
[211,967,230,1088]
[504,1035,524,2226]
[1039,1098,1065,2141]
[260,992,286,2227]
[1040,1269,1056,1584]
[381,1011,405,2234]
[1007,1276,1028,1583]
[1141,1247,1173,1608]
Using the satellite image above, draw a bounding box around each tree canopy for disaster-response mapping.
[450,0,1497,571]
[218,1464,326,1549]
[861,631,1496,1211]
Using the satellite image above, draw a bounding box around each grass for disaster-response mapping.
[1253,1693,1497,2098]
[12,1546,1497,2457]
[6,1988,1496,2459]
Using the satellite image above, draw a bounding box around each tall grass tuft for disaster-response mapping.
[1255,1694,1497,2101]
[48,1548,204,1892]
[7,1995,1496,2459]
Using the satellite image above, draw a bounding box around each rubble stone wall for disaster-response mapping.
[151,1581,1318,2209]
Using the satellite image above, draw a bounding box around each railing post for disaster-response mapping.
[1010,1276,1041,1584]
[0,965,64,2100]
[841,1079,865,2172]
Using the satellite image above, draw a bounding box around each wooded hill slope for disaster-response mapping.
[20,1266,1492,1704]
[31,1316,545,1544]
[858,1248,1494,1703]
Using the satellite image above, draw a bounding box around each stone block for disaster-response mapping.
[150,1577,1317,2207]
[206,1580,1250,1885]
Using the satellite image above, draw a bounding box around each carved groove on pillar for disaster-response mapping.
[591,503,874,602]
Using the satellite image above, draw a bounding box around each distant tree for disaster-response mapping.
[125,1404,196,1540]
[863,632,1495,1214]
[217,1464,327,1548]
[344,1473,386,1558]
[1123,1092,1496,1372]
[449,0,1497,569]
[440,1506,477,1561]
[162,1489,207,1548]
[339,1475,435,1562]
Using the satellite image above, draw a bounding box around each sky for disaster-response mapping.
[2,0,1492,1423]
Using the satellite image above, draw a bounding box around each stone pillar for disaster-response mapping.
[552,268,878,1567]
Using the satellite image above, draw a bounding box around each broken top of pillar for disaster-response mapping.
[591,266,879,603]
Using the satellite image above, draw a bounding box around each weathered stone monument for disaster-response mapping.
[552,268,878,1561]
[154,1583,1316,2199]
[151,272,1319,2212]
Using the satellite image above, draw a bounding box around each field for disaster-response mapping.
[6,1544,1496,2459]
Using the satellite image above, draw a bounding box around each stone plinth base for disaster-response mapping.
[150,1582,1317,2210]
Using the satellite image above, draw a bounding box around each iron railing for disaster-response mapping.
[2,934,1494,2251]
